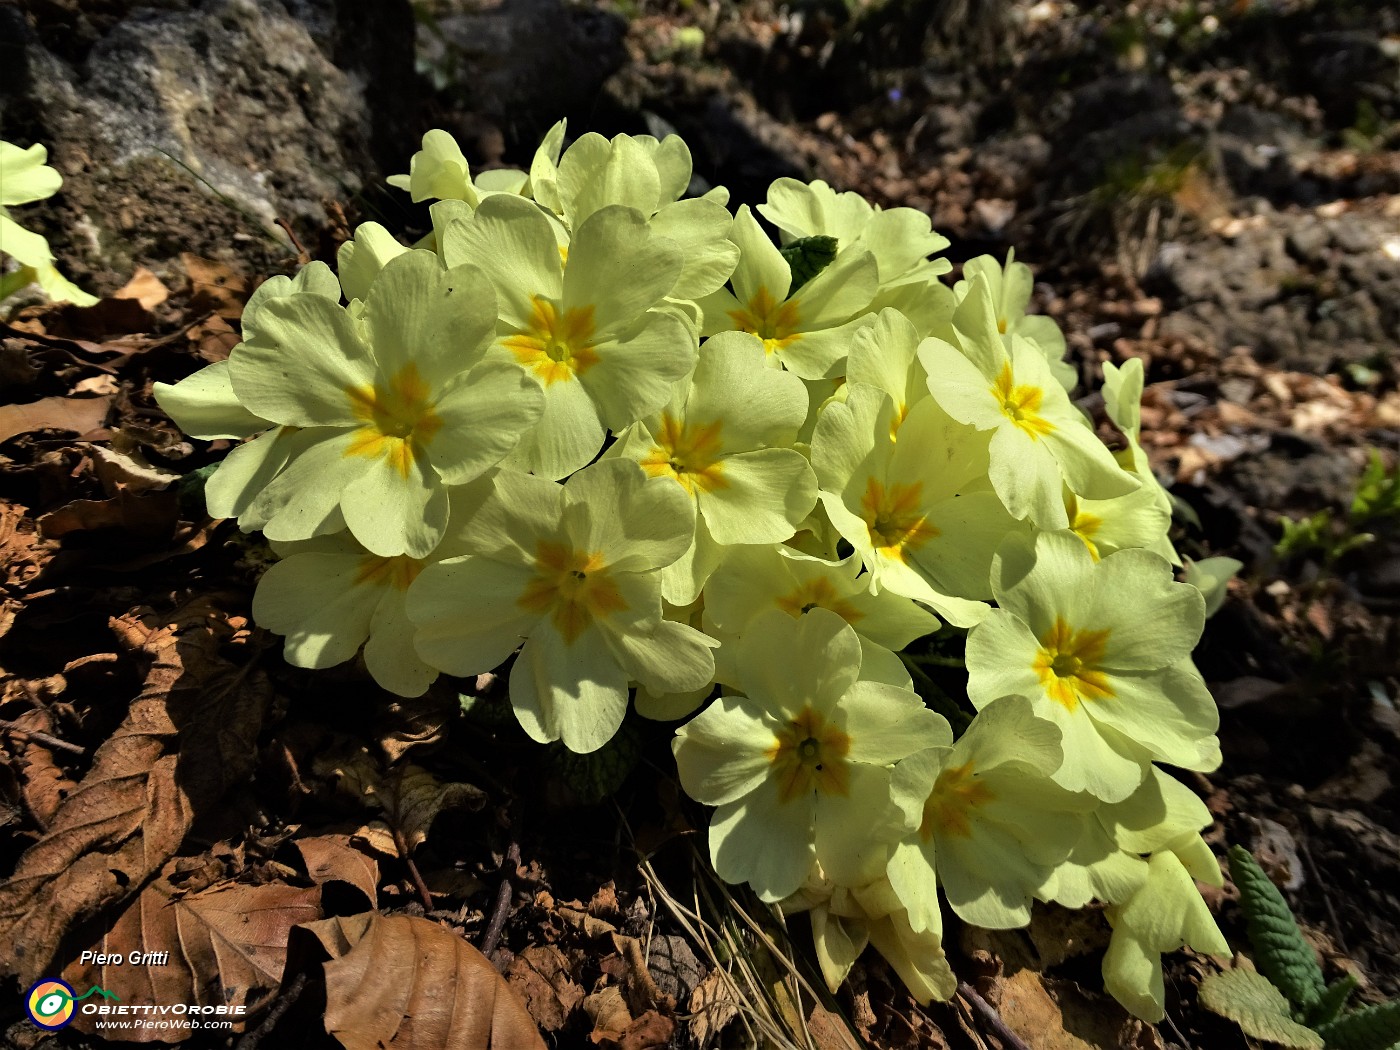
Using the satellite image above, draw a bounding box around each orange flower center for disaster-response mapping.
[501,295,600,386]
[727,286,801,355]
[920,761,996,839]
[774,577,864,625]
[1032,617,1114,711]
[517,540,627,644]
[991,362,1054,440]
[766,705,852,804]
[860,477,938,561]
[353,554,426,591]
[343,362,443,479]
[638,414,728,495]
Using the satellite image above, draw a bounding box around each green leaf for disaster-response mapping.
[779,234,838,294]
[1229,846,1326,1012]
[1198,969,1324,1049]
[1317,1000,1400,1050]
[1308,975,1360,1028]
[549,720,642,804]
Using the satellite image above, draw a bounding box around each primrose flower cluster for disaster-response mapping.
[155,123,1233,1022]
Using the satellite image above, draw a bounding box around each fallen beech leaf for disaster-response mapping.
[295,834,380,907]
[0,603,272,985]
[0,395,110,444]
[507,944,585,1032]
[0,502,57,639]
[114,267,170,311]
[806,1001,862,1050]
[302,912,546,1050]
[189,314,240,362]
[63,872,320,1041]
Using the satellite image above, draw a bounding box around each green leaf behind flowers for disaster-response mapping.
[1199,969,1324,1050]
[1228,845,1326,1013]
[1316,1000,1400,1050]
[779,235,838,294]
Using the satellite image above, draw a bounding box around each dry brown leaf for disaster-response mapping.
[687,969,739,1047]
[38,486,180,540]
[0,395,110,444]
[991,967,1141,1050]
[584,984,634,1042]
[0,603,272,985]
[601,1010,676,1050]
[303,912,546,1050]
[63,872,320,1041]
[90,443,181,495]
[181,254,250,320]
[113,267,170,311]
[5,707,78,827]
[806,1002,862,1050]
[507,944,585,1032]
[295,834,379,907]
[318,751,485,857]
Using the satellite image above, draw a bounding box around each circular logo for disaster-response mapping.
[26,979,76,1030]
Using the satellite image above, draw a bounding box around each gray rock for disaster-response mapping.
[0,0,415,291]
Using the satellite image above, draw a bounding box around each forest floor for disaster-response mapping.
[2,1,1398,1048]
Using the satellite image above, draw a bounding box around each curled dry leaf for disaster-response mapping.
[63,869,321,1042]
[302,912,546,1050]
[113,267,171,311]
[317,751,486,858]
[507,944,585,1033]
[0,602,271,985]
[4,707,78,827]
[295,834,380,907]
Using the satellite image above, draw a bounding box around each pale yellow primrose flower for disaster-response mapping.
[781,865,957,1003]
[1103,850,1229,1021]
[611,330,817,603]
[228,250,543,557]
[535,128,740,301]
[921,275,1139,529]
[441,194,696,479]
[386,129,531,207]
[966,531,1220,802]
[695,205,877,379]
[673,608,948,901]
[886,696,1095,935]
[951,251,1075,391]
[154,262,344,530]
[702,542,938,691]
[812,383,1024,627]
[758,177,954,335]
[1103,358,1181,564]
[408,461,716,754]
[1062,482,1172,563]
[253,524,472,697]
[0,140,96,306]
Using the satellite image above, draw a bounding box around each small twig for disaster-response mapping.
[958,981,1033,1050]
[391,823,435,913]
[274,218,311,265]
[0,718,86,756]
[1299,837,1349,956]
[235,970,307,1050]
[479,841,521,958]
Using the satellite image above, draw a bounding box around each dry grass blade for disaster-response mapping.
[638,845,841,1050]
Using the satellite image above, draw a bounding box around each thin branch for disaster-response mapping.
[479,840,521,958]
[0,718,86,756]
[958,981,1033,1050]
